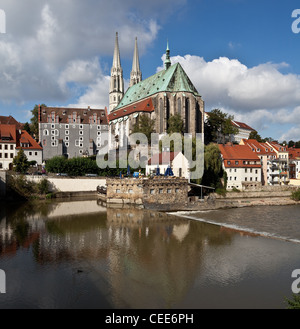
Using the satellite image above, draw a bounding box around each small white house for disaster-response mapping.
[146,152,190,179]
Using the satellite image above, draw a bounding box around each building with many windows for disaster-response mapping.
[219,143,262,190]
[38,106,109,160]
[0,123,43,170]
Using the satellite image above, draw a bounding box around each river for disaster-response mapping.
[0,199,299,309]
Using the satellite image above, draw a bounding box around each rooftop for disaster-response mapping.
[115,62,200,111]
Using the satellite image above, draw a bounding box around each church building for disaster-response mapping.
[108,33,205,149]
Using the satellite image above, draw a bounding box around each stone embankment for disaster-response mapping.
[187,186,300,211]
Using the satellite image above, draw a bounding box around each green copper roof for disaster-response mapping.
[115,62,201,110]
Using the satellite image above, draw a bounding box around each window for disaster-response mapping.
[228,161,231,165]
[116,189,121,194]
[29,152,32,156]
[43,129,49,136]
[0,153,2,158]
[65,142,69,147]
[79,125,83,130]
[129,189,133,194]
[97,125,101,130]
[51,124,55,129]
[10,154,13,159]
[79,131,83,136]
[65,136,69,141]
[65,124,69,129]
[35,152,38,156]
[97,131,101,136]
[175,188,180,193]
[235,161,239,165]
[10,145,13,150]
[65,130,69,135]
[167,189,172,194]
[150,189,155,195]
[159,189,163,194]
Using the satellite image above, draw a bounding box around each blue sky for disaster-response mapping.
[0,0,300,142]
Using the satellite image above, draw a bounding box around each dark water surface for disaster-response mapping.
[0,200,299,309]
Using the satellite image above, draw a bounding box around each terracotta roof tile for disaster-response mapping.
[109,98,155,122]
[219,144,261,168]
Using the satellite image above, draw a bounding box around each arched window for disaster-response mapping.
[196,102,202,133]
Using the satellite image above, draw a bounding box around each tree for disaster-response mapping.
[30,104,47,139]
[288,140,295,148]
[167,114,184,135]
[132,114,155,143]
[23,122,31,134]
[200,143,224,188]
[206,109,239,144]
[249,130,263,142]
[13,149,30,174]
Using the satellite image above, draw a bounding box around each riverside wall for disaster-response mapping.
[0,171,6,199]
[28,176,106,196]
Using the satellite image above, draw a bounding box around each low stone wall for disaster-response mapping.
[214,190,294,199]
[28,176,106,193]
[106,177,189,209]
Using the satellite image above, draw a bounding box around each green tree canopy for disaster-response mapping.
[132,114,155,143]
[13,149,30,174]
[249,130,263,142]
[200,143,224,188]
[206,109,239,144]
[167,114,184,135]
[30,104,47,138]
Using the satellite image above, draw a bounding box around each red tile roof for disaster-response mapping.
[0,116,23,129]
[232,120,255,131]
[289,148,300,160]
[219,144,261,168]
[16,130,42,150]
[108,98,155,122]
[148,152,180,165]
[39,106,108,125]
[0,124,17,143]
[241,139,277,155]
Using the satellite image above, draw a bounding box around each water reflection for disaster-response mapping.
[0,200,299,309]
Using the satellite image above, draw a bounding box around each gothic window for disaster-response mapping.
[159,98,164,133]
[114,78,117,90]
[185,98,190,133]
[196,102,202,133]
[177,98,181,116]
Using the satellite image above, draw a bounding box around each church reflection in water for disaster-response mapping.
[0,199,233,308]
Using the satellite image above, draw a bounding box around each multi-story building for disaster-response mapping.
[38,106,109,160]
[288,148,300,180]
[0,123,43,170]
[240,139,277,185]
[266,141,290,185]
[0,125,17,170]
[219,144,262,190]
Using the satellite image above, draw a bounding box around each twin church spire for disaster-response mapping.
[109,32,142,112]
[109,32,171,112]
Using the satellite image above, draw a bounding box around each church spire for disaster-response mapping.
[130,37,142,87]
[165,40,171,70]
[109,32,124,112]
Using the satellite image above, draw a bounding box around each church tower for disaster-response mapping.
[130,37,142,87]
[109,32,124,113]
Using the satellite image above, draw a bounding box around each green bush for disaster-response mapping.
[291,189,300,201]
[285,294,300,309]
[37,178,50,195]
